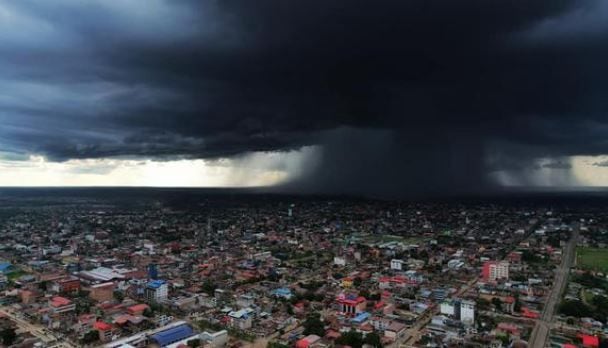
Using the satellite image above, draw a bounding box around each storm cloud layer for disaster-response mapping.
[2,0,608,194]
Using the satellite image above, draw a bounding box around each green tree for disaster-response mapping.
[364,332,383,348]
[201,280,217,296]
[303,312,325,336]
[491,297,502,312]
[335,330,364,348]
[0,328,16,346]
[113,290,125,302]
[267,342,290,348]
[559,300,593,318]
[81,330,99,345]
[187,338,201,347]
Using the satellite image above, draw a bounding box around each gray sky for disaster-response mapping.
[2,1,608,193]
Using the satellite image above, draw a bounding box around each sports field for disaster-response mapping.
[576,247,608,273]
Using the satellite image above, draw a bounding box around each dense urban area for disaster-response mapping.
[0,189,606,348]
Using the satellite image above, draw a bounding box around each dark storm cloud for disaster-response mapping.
[1,0,608,194]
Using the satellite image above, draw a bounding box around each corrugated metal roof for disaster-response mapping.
[150,324,194,346]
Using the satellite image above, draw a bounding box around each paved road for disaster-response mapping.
[528,228,578,348]
[0,306,76,348]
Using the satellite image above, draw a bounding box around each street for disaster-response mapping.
[528,227,578,348]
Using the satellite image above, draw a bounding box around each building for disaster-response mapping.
[460,299,475,325]
[271,288,293,300]
[49,296,76,315]
[482,261,509,282]
[390,259,405,271]
[333,257,346,266]
[51,276,81,293]
[127,303,150,316]
[90,282,115,302]
[227,308,252,330]
[146,280,168,302]
[149,324,195,347]
[336,294,366,315]
[440,300,456,317]
[94,321,114,342]
[200,330,228,347]
[0,263,14,274]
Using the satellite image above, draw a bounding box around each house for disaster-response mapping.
[90,282,115,302]
[228,308,253,330]
[94,321,113,342]
[49,296,76,315]
[127,303,150,316]
[336,294,366,315]
[0,263,14,274]
[296,335,321,348]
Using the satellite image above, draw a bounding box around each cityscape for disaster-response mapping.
[0,190,603,347]
[1,1,608,347]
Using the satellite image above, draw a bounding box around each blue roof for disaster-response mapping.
[150,324,194,346]
[351,312,370,324]
[0,263,12,272]
[147,280,166,289]
[272,288,292,296]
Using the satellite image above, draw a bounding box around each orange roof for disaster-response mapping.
[50,296,72,307]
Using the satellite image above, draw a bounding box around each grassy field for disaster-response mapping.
[577,247,608,273]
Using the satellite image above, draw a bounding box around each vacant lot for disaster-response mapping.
[577,247,608,273]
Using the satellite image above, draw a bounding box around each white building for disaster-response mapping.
[440,301,455,316]
[390,259,405,271]
[488,261,509,281]
[145,280,168,302]
[333,257,346,266]
[460,300,475,326]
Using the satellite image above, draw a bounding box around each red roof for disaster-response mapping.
[94,321,112,331]
[50,296,72,307]
[580,334,599,348]
[127,304,149,313]
[296,338,311,348]
[374,301,385,309]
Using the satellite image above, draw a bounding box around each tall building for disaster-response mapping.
[482,261,509,282]
[146,280,168,302]
[148,263,158,280]
[460,300,476,326]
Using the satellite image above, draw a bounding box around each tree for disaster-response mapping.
[476,298,491,311]
[559,300,593,318]
[0,328,16,346]
[491,297,502,312]
[113,290,125,302]
[187,338,201,347]
[514,298,522,313]
[267,342,290,348]
[201,280,217,296]
[335,330,364,348]
[143,307,154,318]
[364,332,383,348]
[303,312,325,336]
[81,330,99,345]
